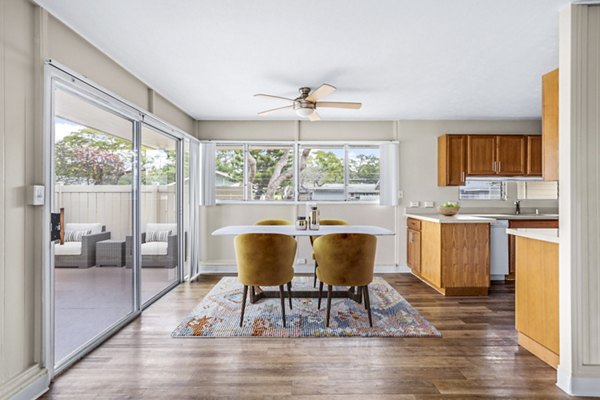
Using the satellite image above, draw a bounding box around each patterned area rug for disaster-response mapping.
[172,276,441,338]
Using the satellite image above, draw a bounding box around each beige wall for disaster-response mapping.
[0,0,195,397]
[197,119,557,269]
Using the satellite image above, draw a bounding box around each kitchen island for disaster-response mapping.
[507,228,559,368]
[405,214,494,296]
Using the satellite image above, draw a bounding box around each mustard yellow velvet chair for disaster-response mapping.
[254,219,292,226]
[313,233,377,327]
[310,219,350,288]
[234,233,297,327]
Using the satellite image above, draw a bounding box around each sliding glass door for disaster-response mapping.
[46,64,195,375]
[52,86,136,366]
[140,124,180,304]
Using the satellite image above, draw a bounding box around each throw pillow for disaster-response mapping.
[146,230,171,242]
[64,230,91,242]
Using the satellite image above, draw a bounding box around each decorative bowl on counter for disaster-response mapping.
[438,202,460,216]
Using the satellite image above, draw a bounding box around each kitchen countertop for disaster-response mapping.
[467,213,559,220]
[506,228,559,244]
[405,213,495,224]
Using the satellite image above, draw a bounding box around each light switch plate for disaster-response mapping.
[27,185,45,206]
[423,201,435,208]
[409,201,420,208]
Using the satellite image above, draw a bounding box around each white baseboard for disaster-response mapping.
[198,263,411,274]
[0,365,49,400]
[557,367,600,397]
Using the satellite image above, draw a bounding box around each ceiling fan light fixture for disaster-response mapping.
[295,107,315,118]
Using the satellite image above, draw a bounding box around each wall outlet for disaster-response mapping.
[398,190,404,199]
[423,201,435,208]
[296,258,307,265]
[409,201,420,208]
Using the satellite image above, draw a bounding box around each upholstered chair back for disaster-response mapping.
[234,234,296,287]
[313,234,377,287]
[254,219,292,226]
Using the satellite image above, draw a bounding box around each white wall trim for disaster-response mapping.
[197,263,410,275]
[0,366,49,400]
[557,368,600,397]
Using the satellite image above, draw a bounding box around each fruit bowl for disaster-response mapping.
[438,204,460,216]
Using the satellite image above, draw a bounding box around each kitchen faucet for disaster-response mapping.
[514,200,521,215]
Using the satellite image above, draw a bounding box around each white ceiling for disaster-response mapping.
[37,0,570,121]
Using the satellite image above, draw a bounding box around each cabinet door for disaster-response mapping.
[496,135,526,176]
[526,136,542,176]
[542,69,559,181]
[438,135,466,186]
[467,135,496,175]
[407,228,421,273]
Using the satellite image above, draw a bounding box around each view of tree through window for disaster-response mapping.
[215,143,381,202]
[54,118,178,186]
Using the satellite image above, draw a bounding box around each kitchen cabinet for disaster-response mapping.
[406,216,490,296]
[438,134,544,185]
[526,135,543,176]
[467,135,496,175]
[513,234,559,368]
[438,135,466,186]
[542,69,559,181]
[506,219,559,280]
[406,218,421,273]
[496,135,526,175]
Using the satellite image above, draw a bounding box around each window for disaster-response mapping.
[459,180,506,200]
[248,145,294,200]
[214,143,382,202]
[215,145,244,200]
[516,181,559,200]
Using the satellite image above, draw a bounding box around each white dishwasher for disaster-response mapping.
[490,219,509,280]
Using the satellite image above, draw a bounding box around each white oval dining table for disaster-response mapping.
[211,224,395,304]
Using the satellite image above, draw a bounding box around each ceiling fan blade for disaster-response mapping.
[306,84,336,102]
[254,94,295,102]
[308,111,321,122]
[258,105,293,115]
[316,101,362,109]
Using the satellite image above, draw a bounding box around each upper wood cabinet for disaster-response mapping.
[438,135,466,186]
[438,134,543,185]
[526,135,543,176]
[496,135,526,176]
[542,69,559,181]
[467,135,496,175]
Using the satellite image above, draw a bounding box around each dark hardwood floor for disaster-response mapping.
[42,274,578,399]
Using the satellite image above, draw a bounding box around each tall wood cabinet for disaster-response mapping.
[542,69,559,181]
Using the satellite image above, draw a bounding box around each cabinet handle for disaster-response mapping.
[461,171,465,182]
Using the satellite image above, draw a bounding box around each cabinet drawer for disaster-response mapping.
[407,218,421,231]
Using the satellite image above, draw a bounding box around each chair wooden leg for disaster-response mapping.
[363,285,373,327]
[326,284,333,328]
[313,261,318,288]
[317,281,324,309]
[240,285,248,327]
[279,285,286,328]
[287,281,293,310]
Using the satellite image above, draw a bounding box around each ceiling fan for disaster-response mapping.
[254,83,362,121]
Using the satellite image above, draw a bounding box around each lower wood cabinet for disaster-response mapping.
[507,219,558,280]
[406,218,421,273]
[408,219,490,296]
[515,236,559,368]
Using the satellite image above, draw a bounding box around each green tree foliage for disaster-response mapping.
[349,153,380,184]
[55,128,177,185]
[301,150,344,187]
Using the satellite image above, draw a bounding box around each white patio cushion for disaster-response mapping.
[55,242,82,256]
[65,223,103,234]
[141,241,168,256]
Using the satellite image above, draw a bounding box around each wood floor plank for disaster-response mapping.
[41,274,580,399]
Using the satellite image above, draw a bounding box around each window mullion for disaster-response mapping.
[344,144,349,201]
[243,144,249,201]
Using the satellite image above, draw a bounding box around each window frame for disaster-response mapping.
[213,140,388,205]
